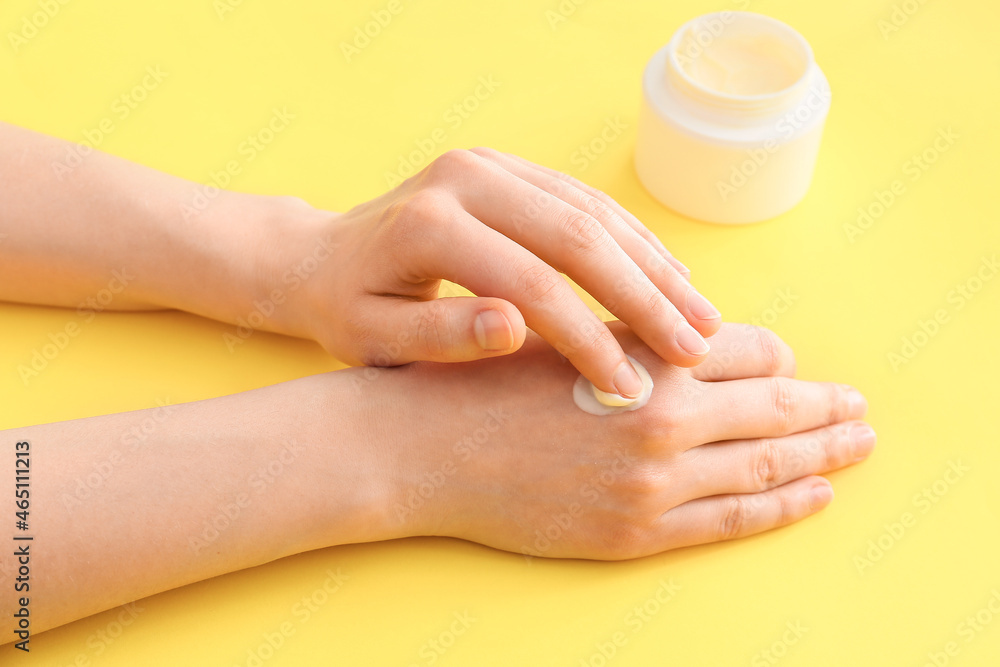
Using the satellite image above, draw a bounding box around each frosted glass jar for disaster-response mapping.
[635,11,831,224]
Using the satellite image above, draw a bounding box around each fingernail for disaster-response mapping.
[846,387,868,418]
[809,483,834,510]
[676,322,710,356]
[474,310,513,351]
[613,360,644,398]
[851,424,877,461]
[686,289,720,320]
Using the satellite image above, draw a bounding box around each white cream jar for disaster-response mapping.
[635,11,831,224]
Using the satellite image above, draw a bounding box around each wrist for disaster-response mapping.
[259,199,345,345]
[295,369,411,551]
[157,191,339,344]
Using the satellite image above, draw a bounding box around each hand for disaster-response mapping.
[365,322,873,560]
[277,149,721,399]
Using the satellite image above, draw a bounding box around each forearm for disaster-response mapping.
[0,370,398,636]
[0,121,331,337]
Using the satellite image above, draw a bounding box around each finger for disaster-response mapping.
[355,296,527,365]
[418,210,646,397]
[471,147,719,339]
[688,378,868,444]
[689,323,796,382]
[497,151,693,281]
[655,476,834,550]
[673,422,876,501]
[446,153,711,367]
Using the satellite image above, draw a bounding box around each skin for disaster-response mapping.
[0,122,875,636]
[0,123,720,399]
[1,323,873,635]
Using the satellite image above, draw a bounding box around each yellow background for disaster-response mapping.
[2,0,999,664]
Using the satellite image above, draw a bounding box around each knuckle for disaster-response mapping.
[640,286,670,320]
[719,496,751,541]
[828,383,852,425]
[385,188,447,227]
[754,328,786,376]
[563,323,609,360]
[576,193,617,223]
[426,149,479,179]
[594,519,648,560]
[642,392,690,448]
[820,428,839,469]
[774,491,792,527]
[751,439,782,490]
[638,247,671,280]
[515,263,563,306]
[618,465,661,508]
[468,146,498,159]
[768,377,796,433]
[413,304,450,359]
[557,210,607,255]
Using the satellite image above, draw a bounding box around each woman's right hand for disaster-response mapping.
[351,322,873,560]
[269,148,720,401]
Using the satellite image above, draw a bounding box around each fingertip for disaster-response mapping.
[612,359,644,398]
[691,316,722,338]
[845,386,868,419]
[686,288,720,321]
[808,479,834,511]
[473,309,514,351]
[675,322,711,359]
[472,299,526,355]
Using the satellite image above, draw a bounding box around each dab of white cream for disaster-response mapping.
[573,355,654,416]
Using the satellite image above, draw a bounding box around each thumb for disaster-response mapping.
[366,296,526,365]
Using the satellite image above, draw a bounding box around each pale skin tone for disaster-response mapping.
[0,123,874,636]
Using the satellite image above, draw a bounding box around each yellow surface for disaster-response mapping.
[1,0,999,664]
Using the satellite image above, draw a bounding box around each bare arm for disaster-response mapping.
[0,324,870,638]
[0,120,319,335]
[2,370,394,636]
[0,122,720,397]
